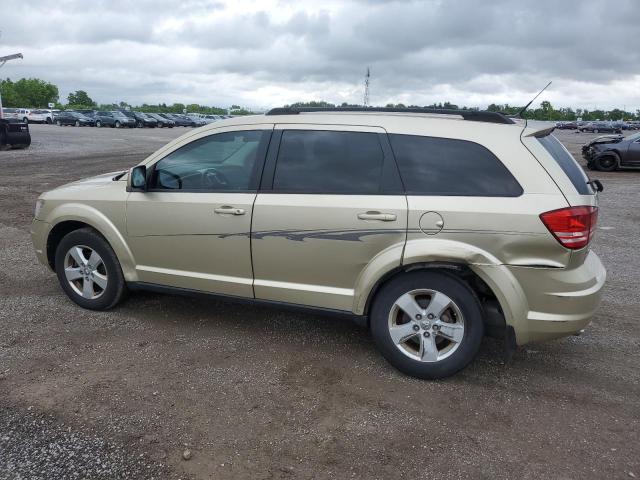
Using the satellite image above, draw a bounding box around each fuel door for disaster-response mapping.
[419,211,444,235]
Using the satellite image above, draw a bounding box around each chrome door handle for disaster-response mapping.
[214,206,245,216]
[357,211,397,222]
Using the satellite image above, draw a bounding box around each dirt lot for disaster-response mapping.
[1,124,638,479]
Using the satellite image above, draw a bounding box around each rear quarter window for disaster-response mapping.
[536,135,594,195]
[388,134,522,196]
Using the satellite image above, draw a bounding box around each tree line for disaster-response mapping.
[1,77,639,121]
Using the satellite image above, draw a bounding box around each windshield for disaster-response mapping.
[624,132,640,142]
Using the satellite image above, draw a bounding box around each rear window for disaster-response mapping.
[537,135,593,195]
[388,134,522,196]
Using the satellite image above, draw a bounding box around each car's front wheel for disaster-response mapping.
[370,271,484,379]
[55,228,127,310]
[115,121,121,128]
[56,120,62,126]
[75,120,80,127]
[595,155,618,172]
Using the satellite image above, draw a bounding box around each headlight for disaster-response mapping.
[34,198,45,219]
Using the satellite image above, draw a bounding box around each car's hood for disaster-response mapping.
[586,134,623,147]
[46,171,125,196]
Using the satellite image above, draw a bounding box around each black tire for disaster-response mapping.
[370,271,484,379]
[54,228,127,310]
[593,129,599,134]
[23,117,28,124]
[594,155,618,172]
[46,118,52,124]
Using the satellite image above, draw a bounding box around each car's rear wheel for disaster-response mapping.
[115,121,121,128]
[370,271,484,379]
[595,155,618,172]
[96,120,102,128]
[137,121,143,128]
[55,228,127,310]
[56,120,62,126]
[75,120,80,127]
[593,129,599,133]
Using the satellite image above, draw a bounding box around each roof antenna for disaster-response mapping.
[517,81,552,117]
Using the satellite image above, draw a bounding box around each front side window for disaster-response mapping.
[389,134,523,196]
[150,130,266,191]
[272,130,384,194]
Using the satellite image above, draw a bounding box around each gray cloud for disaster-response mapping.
[1,0,639,110]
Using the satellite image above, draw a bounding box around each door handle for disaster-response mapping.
[357,211,397,222]
[214,206,246,216]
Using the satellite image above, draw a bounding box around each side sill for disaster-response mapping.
[127,281,368,326]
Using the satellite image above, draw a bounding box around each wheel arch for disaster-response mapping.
[44,207,138,282]
[594,149,621,167]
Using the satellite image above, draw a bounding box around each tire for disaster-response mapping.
[96,120,102,128]
[23,117,28,123]
[115,121,121,128]
[54,228,127,310]
[370,271,484,379]
[46,118,52,125]
[593,129,599,134]
[594,155,618,172]
[75,120,80,127]
[137,121,143,128]
[57,120,62,126]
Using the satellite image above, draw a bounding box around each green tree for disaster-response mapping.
[0,77,58,107]
[67,90,96,107]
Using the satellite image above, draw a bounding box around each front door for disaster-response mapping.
[624,138,640,166]
[251,125,407,312]
[126,126,272,297]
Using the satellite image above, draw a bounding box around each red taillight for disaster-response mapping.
[540,206,598,250]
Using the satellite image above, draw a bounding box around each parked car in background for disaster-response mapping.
[184,114,207,127]
[0,117,30,149]
[55,111,95,127]
[93,111,135,128]
[147,113,175,128]
[31,107,605,379]
[26,109,58,124]
[73,109,97,118]
[15,108,33,123]
[580,121,622,134]
[160,113,195,127]
[1,108,18,119]
[555,121,578,130]
[121,111,158,128]
[583,131,640,171]
[627,121,640,130]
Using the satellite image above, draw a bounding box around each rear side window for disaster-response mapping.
[389,134,522,196]
[537,135,593,195]
[273,130,384,194]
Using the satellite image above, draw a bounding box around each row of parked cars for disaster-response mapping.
[1,108,233,128]
[555,120,640,133]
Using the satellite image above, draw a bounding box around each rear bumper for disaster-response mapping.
[475,251,606,345]
[507,251,606,343]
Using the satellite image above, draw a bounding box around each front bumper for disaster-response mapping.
[31,219,53,269]
[506,250,606,343]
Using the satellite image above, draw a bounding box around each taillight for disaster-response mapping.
[540,206,598,250]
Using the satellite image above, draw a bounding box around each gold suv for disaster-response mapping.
[31,108,606,379]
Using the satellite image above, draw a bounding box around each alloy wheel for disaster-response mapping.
[388,289,465,362]
[63,245,108,300]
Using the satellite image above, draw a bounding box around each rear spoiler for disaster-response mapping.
[523,125,556,138]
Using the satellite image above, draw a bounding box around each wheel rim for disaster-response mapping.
[97,121,101,127]
[75,121,80,126]
[599,157,615,169]
[388,289,465,363]
[115,121,120,128]
[64,245,108,300]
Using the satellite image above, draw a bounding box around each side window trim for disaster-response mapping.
[145,129,273,193]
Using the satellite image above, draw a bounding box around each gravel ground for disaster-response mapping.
[0,124,639,479]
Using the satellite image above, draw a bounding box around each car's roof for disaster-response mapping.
[191,110,542,141]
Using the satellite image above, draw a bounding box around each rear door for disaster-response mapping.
[251,125,407,312]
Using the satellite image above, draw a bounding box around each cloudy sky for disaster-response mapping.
[2,0,639,110]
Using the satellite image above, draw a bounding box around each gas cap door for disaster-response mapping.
[419,211,444,235]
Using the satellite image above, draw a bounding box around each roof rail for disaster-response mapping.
[265,107,515,125]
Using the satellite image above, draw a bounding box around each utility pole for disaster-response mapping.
[0,53,24,119]
[363,67,370,107]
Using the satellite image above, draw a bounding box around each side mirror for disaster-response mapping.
[130,165,147,191]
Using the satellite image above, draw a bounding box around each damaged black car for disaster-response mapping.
[582,132,640,171]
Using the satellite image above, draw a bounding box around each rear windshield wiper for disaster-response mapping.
[587,179,604,192]
[112,171,127,181]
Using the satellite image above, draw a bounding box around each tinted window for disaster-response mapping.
[273,130,384,193]
[151,130,266,191]
[389,134,522,196]
[537,135,593,195]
